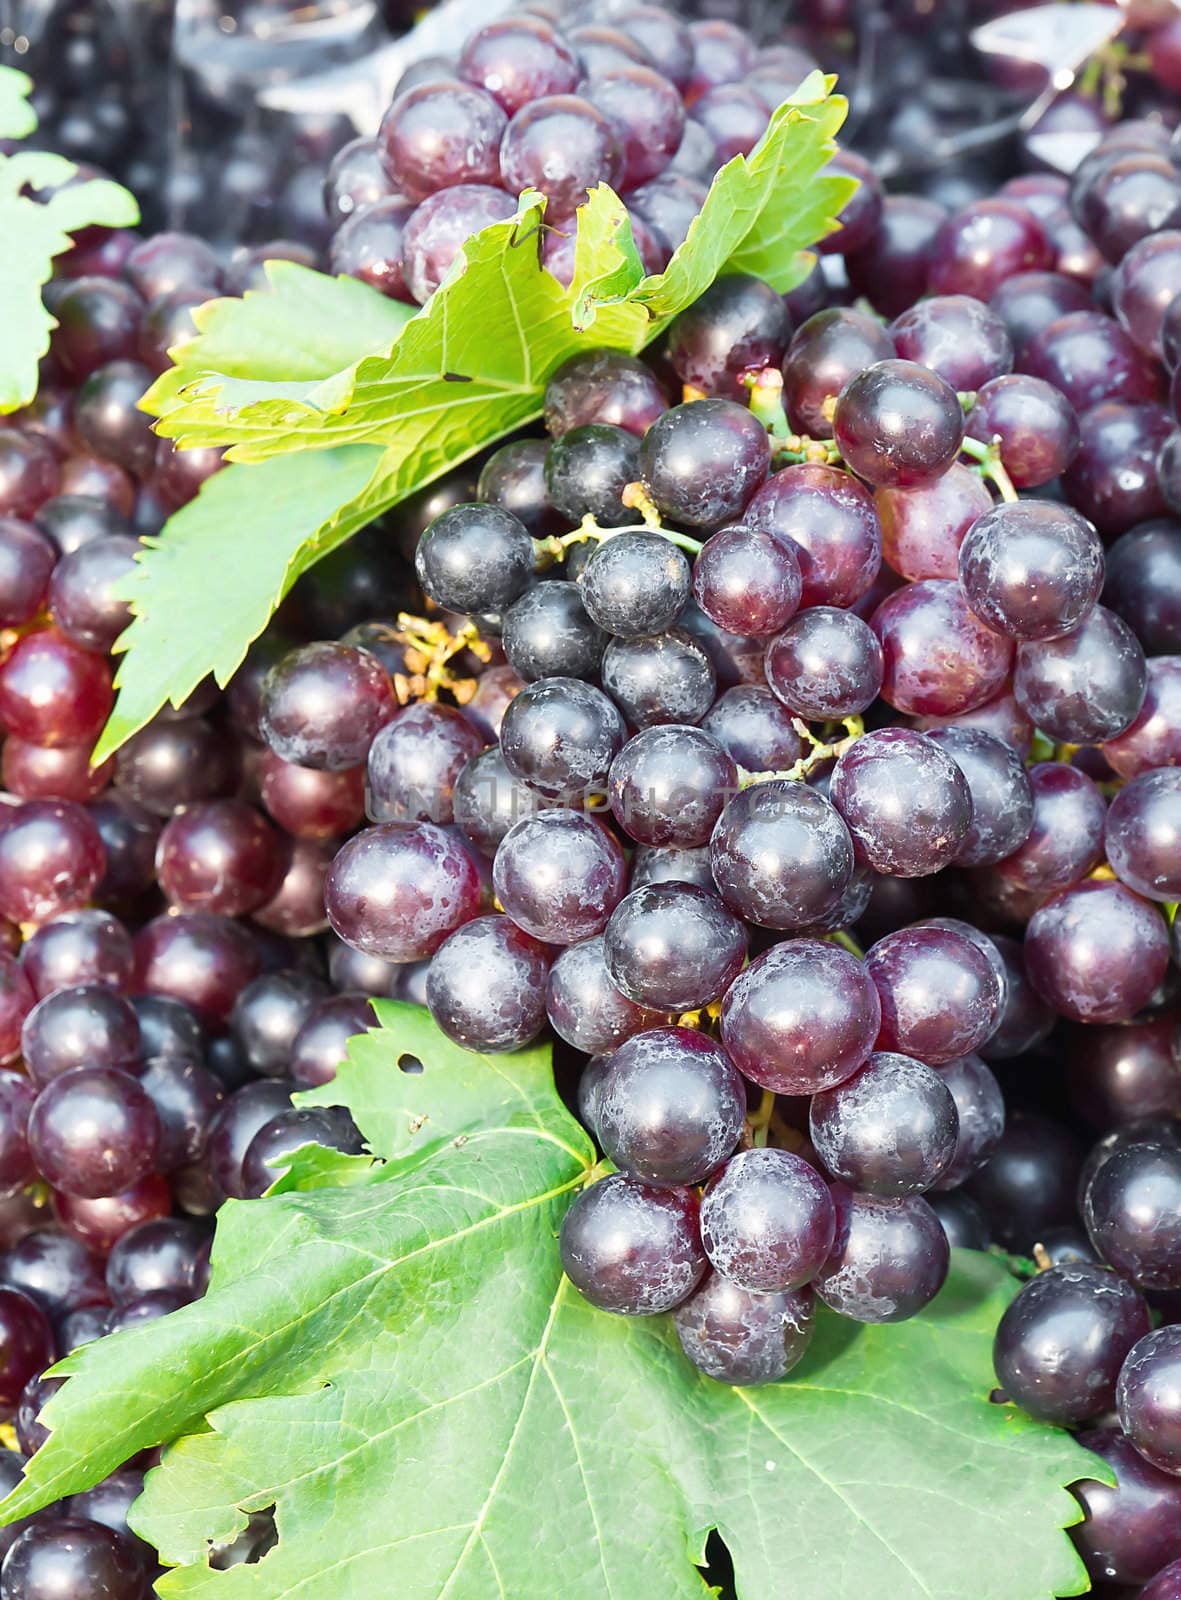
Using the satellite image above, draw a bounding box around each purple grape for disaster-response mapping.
[543,351,667,439]
[816,148,882,256]
[890,294,1013,391]
[1106,768,1181,903]
[19,910,133,1001]
[765,606,883,720]
[990,269,1092,357]
[1068,1016,1181,1130]
[378,80,506,200]
[289,995,375,1088]
[583,65,685,190]
[1025,879,1170,1025]
[811,1051,959,1198]
[673,1273,815,1385]
[877,462,993,582]
[958,499,1104,642]
[640,399,769,528]
[666,274,789,404]
[325,822,483,962]
[0,1517,148,1600]
[415,501,535,616]
[709,780,853,931]
[929,199,1053,300]
[699,1146,834,1294]
[783,309,894,440]
[872,579,1014,718]
[814,1185,949,1324]
[603,882,746,1010]
[580,531,691,638]
[1021,310,1162,412]
[933,1052,1005,1188]
[608,724,736,849]
[702,685,801,772]
[21,985,139,1087]
[600,627,716,727]
[1119,1325,1181,1476]
[1062,400,1172,538]
[559,1173,705,1314]
[744,463,882,609]
[260,641,396,772]
[923,727,1034,867]
[1113,230,1181,359]
[328,198,416,302]
[965,374,1080,488]
[458,16,579,114]
[834,359,965,491]
[830,727,973,878]
[545,934,661,1056]
[500,94,622,219]
[156,800,286,918]
[1103,518,1181,655]
[366,701,486,826]
[1014,604,1146,744]
[1071,1426,1181,1585]
[867,924,1002,1065]
[28,1066,159,1199]
[500,676,624,800]
[133,912,259,1029]
[492,808,627,944]
[995,763,1106,894]
[846,194,947,318]
[401,185,517,304]
[323,136,389,224]
[1105,656,1181,779]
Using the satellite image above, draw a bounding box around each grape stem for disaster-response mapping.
[1164,902,1178,927]
[533,512,703,565]
[744,368,842,465]
[960,433,1018,503]
[743,1088,776,1150]
[956,390,977,414]
[390,613,492,704]
[737,715,865,788]
[621,480,664,529]
[826,929,864,960]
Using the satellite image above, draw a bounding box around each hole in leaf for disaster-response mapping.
[398,1053,424,1075]
[208,1505,277,1570]
[699,1530,736,1600]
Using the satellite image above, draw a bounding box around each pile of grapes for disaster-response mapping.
[0,0,1175,1594]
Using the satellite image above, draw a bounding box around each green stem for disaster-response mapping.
[745,368,790,440]
[533,514,703,567]
[826,929,865,960]
[739,716,864,787]
[960,434,1018,503]
[957,391,977,415]
[1165,903,1178,928]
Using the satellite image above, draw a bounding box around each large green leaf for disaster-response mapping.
[0,1006,1103,1600]
[0,151,140,412]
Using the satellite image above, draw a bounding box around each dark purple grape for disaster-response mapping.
[54,1176,172,1255]
[452,745,545,856]
[720,937,879,1094]
[764,606,882,720]
[0,627,112,747]
[0,1288,52,1413]
[700,1147,834,1293]
[782,309,893,440]
[72,360,155,477]
[877,463,993,582]
[0,519,55,628]
[544,352,666,441]
[890,294,1013,391]
[867,922,1002,1066]
[106,1217,208,1305]
[989,269,1092,357]
[701,685,801,772]
[260,641,396,772]
[229,971,326,1078]
[401,185,517,304]
[834,360,965,491]
[963,1114,1083,1250]
[114,716,237,817]
[51,278,143,383]
[994,1263,1150,1425]
[323,136,389,224]
[930,1190,992,1251]
[830,727,973,877]
[499,676,624,800]
[1103,518,1181,655]
[477,441,562,539]
[673,1272,815,1385]
[1106,768,1181,903]
[545,424,641,528]
[378,79,506,200]
[923,727,1034,867]
[259,750,365,841]
[1113,230,1181,359]
[640,399,769,528]
[545,934,660,1056]
[240,1106,364,1198]
[691,525,800,638]
[1014,604,1146,743]
[929,199,1053,300]
[458,16,578,114]
[1026,879,1169,1024]
[326,821,482,962]
[815,1185,949,1324]
[416,501,534,617]
[688,84,766,163]
[584,64,686,189]
[608,724,735,849]
[996,763,1106,894]
[965,375,1080,488]
[1071,1427,1181,1586]
[1119,1325,1181,1475]
[289,995,375,1088]
[493,808,626,944]
[0,433,58,520]
[366,701,485,825]
[133,912,260,1028]
[1062,400,1172,538]
[1105,656,1181,779]
[615,5,693,88]
[684,17,754,100]
[426,913,550,1052]
[156,800,286,918]
[206,1078,294,1200]
[816,148,882,256]
[958,499,1104,643]
[20,911,133,1001]
[21,985,139,1087]
[709,780,853,931]
[811,1051,959,1198]
[595,1026,744,1187]
[933,1052,1005,1188]
[138,1055,224,1170]
[0,1228,107,1317]
[559,1173,705,1314]
[0,1517,148,1600]
[744,463,882,609]
[601,627,716,727]
[629,844,714,891]
[666,274,789,403]
[502,582,606,682]
[846,195,947,319]
[1068,1016,1181,1129]
[580,531,691,638]
[1076,153,1181,264]
[66,1469,146,1541]
[1021,310,1162,412]
[328,199,416,302]
[1142,1558,1181,1600]
[124,232,221,300]
[0,1073,34,1194]
[603,882,745,1010]
[500,93,621,218]
[28,1066,159,1199]
[0,800,106,924]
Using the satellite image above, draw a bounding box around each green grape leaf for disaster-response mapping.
[0,1005,1104,1600]
[0,67,36,139]
[89,444,385,764]
[0,151,139,413]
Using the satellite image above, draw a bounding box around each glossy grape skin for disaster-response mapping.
[72,360,155,478]
[138,1056,224,1170]
[836,356,967,490]
[0,626,112,747]
[0,740,110,805]
[871,579,1013,718]
[629,845,715,892]
[476,442,560,541]
[930,1190,992,1251]
[995,763,1106,895]
[258,750,364,842]
[500,94,621,219]
[698,1147,833,1300]
[28,1065,159,1199]
[457,14,579,113]
[780,309,891,442]
[966,375,1080,489]
[845,194,947,318]
[322,135,389,224]
[545,423,641,528]
[21,984,139,1087]
[1067,1016,1181,1131]
[493,809,626,945]
[929,199,1053,300]
[1077,152,1181,264]
[1020,311,1162,413]
[601,628,716,728]
[603,882,745,1011]
[608,724,735,850]
[155,800,286,918]
[0,959,33,1065]
[559,1173,705,1315]
[451,746,545,858]
[1014,605,1146,744]
[958,499,1104,645]
[425,914,550,1052]
[830,727,972,878]
[674,1273,815,1385]
[401,185,517,304]
[1025,879,1169,1025]
[542,353,666,443]
[328,199,416,302]
[1072,1427,1181,1586]
[580,531,691,638]
[709,780,853,932]
[583,64,685,190]
[666,274,789,403]
[114,715,238,817]
[1118,1326,1181,1476]
[814,1185,949,1325]
[811,1051,959,1198]
[289,995,375,1088]
[0,1288,52,1413]
[0,1072,35,1194]
[720,938,878,1095]
[498,677,623,802]
[205,1078,294,1200]
[0,800,106,925]
[691,525,801,638]
[764,607,882,722]
[1,1517,148,1600]
[1103,519,1181,656]
[378,80,507,200]
[106,1217,209,1305]
[1063,401,1173,538]
[1106,769,1181,903]
[867,924,1003,1067]
[229,971,325,1078]
[326,821,482,963]
[876,463,993,583]
[1105,657,1181,778]
[260,642,396,772]
[366,701,486,826]
[545,934,661,1056]
[0,1228,107,1316]
[994,1263,1150,1426]
[1112,231,1181,360]
[989,270,1092,357]
[930,1052,1005,1189]
[922,727,1033,868]
[418,503,535,621]
[744,464,882,609]
[640,399,769,528]
[595,1026,744,1187]
[628,173,708,255]
[0,433,59,519]
[889,294,1013,391]
[701,685,800,771]
[0,519,55,627]
[1143,1558,1181,1600]
[51,277,144,384]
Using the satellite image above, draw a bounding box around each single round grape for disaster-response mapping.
[322,135,389,224]
[701,685,801,772]
[830,727,972,878]
[1119,1325,1181,1476]
[871,578,1011,721]
[1026,879,1169,1025]
[640,399,769,528]
[401,184,517,304]
[744,463,882,609]
[1062,400,1172,538]
[1071,1427,1181,1586]
[929,199,1053,300]
[0,519,55,627]
[133,911,261,1032]
[0,433,59,518]
[19,910,132,1003]
[543,353,666,443]
[890,294,1013,391]
[452,745,545,857]
[595,1026,744,1187]
[995,763,1106,894]
[1105,656,1181,779]
[930,1190,992,1251]
[834,359,965,492]
[616,5,693,88]
[326,821,482,962]
[493,808,627,944]
[583,63,685,189]
[684,16,755,100]
[1106,769,1181,903]
[378,80,507,200]
[1076,152,1181,264]
[0,1517,148,1600]
[688,83,767,163]
[138,1055,224,1170]
[545,423,641,527]
[994,1263,1150,1426]
[458,15,578,113]
[28,1065,159,1199]
[426,914,550,1052]
[106,1217,209,1305]
[205,1078,294,1199]
[114,714,237,816]
[816,147,882,256]
[666,274,790,403]
[124,231,221,300]
[1014,604,1147,744]
[608,724,735,850]
[709,780,853,931]
[502,582,606,682]
[965,375,1080,488]
[545,934,660,1056]
[416,501,535,617]
[691,524,800,638]
[867,923,1003,1065]
[958,499,1104,643]
[0,800,106,925]
[21,984,139,1087]
[700,1147,834,1293]
[603,882,746,1011]
[477,440,562,537]
[72,360,155,477]
[932,1053,1005,1189]
[764,606,882,721]
[674,1272,815,1386]
[601,628,716,727]
[845,194,947,318]
[963,1114,1083,1250]
[0,1228,107,1316]
[155,800,286,918]
[1103,518,1181,656]
[366,701,486,826]
[258,750,365,841]
[559,1173,705,1315]
[720,937,879,1095]
[51,276,144,383]
[289,995,375,1088]
[782,309,893,440]
[55,1168,170,1255]
[499,676,624,801]
[1068,1016,1181,1130]
[1,739,111,805]
[1020,310,1162,413]
[814,1186,949,1324]
[924,727,1034,867]
[1112,231,1181,360]
[990,269,1093,357]
[500,93,622,218]
[0,1287,52,1412]
[229,971,326,1078]
[876,462,993,582]
[811,1051,959,1198]
[260,641,396,772]
[579,531,691,638]
[328,198,416,302]
[0,626,113,747]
